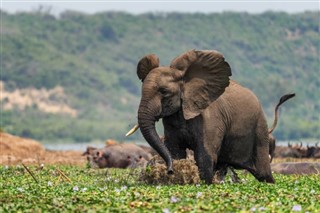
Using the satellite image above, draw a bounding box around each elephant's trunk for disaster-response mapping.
[138,101,173,174]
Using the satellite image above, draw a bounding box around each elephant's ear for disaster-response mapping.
[172,50,232,120]
[170,49,197,71]
[137,54,159,82]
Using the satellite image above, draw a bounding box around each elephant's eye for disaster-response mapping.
[159,87,168,95]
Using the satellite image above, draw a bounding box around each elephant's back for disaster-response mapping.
[220,80,266,133]
[224,80,262,113]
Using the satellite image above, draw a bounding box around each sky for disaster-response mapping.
[1,1,319,15]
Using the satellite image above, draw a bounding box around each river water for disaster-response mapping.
[43,140,318,151]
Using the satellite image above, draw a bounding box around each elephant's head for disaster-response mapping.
[136,49,232,174]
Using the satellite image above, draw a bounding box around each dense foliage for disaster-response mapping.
[1,165,319,212]
[1,9,319,142]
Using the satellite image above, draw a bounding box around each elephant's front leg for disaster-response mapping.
[194,147,215,184]
[194,117,224,184]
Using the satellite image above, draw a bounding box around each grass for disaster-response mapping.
[1,165,319,212]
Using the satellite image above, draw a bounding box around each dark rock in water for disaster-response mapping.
[271,162,320,175]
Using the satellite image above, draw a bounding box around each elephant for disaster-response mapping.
[85,143,152,169]
[212,93,295,182]
[135,49,295,184]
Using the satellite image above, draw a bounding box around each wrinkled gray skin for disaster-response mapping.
[136,49,279,184]
[89,144,152,169]
[215,93,295,182]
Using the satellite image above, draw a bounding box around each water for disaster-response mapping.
[43,140,318,151]
[277,140,319,147]
[44,143,104,151]
[43,141,149,151]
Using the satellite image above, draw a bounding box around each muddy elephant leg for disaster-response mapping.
[253,121,275,183]
[194,148,214,184]
[194,118,225,184]
[195,134,223,184]
[250,168,274,183]
[253,153,275,183]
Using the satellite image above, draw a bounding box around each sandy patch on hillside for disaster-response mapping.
[0,81,77,117]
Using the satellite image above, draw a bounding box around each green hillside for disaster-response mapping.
[1,10,319,142]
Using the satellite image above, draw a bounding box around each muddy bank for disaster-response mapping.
[0,132,86,166]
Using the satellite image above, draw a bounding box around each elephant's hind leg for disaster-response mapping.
[252,118,275,183]
[252,148,275,183]
[250,168,275,183]
[251,169,275,183]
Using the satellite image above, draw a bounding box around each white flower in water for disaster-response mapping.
[134,192,140,197]
[170,196,179,203]
[73,186,79,191]
[250,207,257,212]
[98,187,105,192]
[196,192,202,198]
[81,187,87,192]
[17,187,24,192]
[105,177,112,182]
[47,181,53,187]
[162,208,170,213]
[258,207,266,211]
[292,205,302,211]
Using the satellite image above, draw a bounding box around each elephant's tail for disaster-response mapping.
[268,93,295,134]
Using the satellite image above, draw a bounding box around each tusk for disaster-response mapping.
[125,124,140,137]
